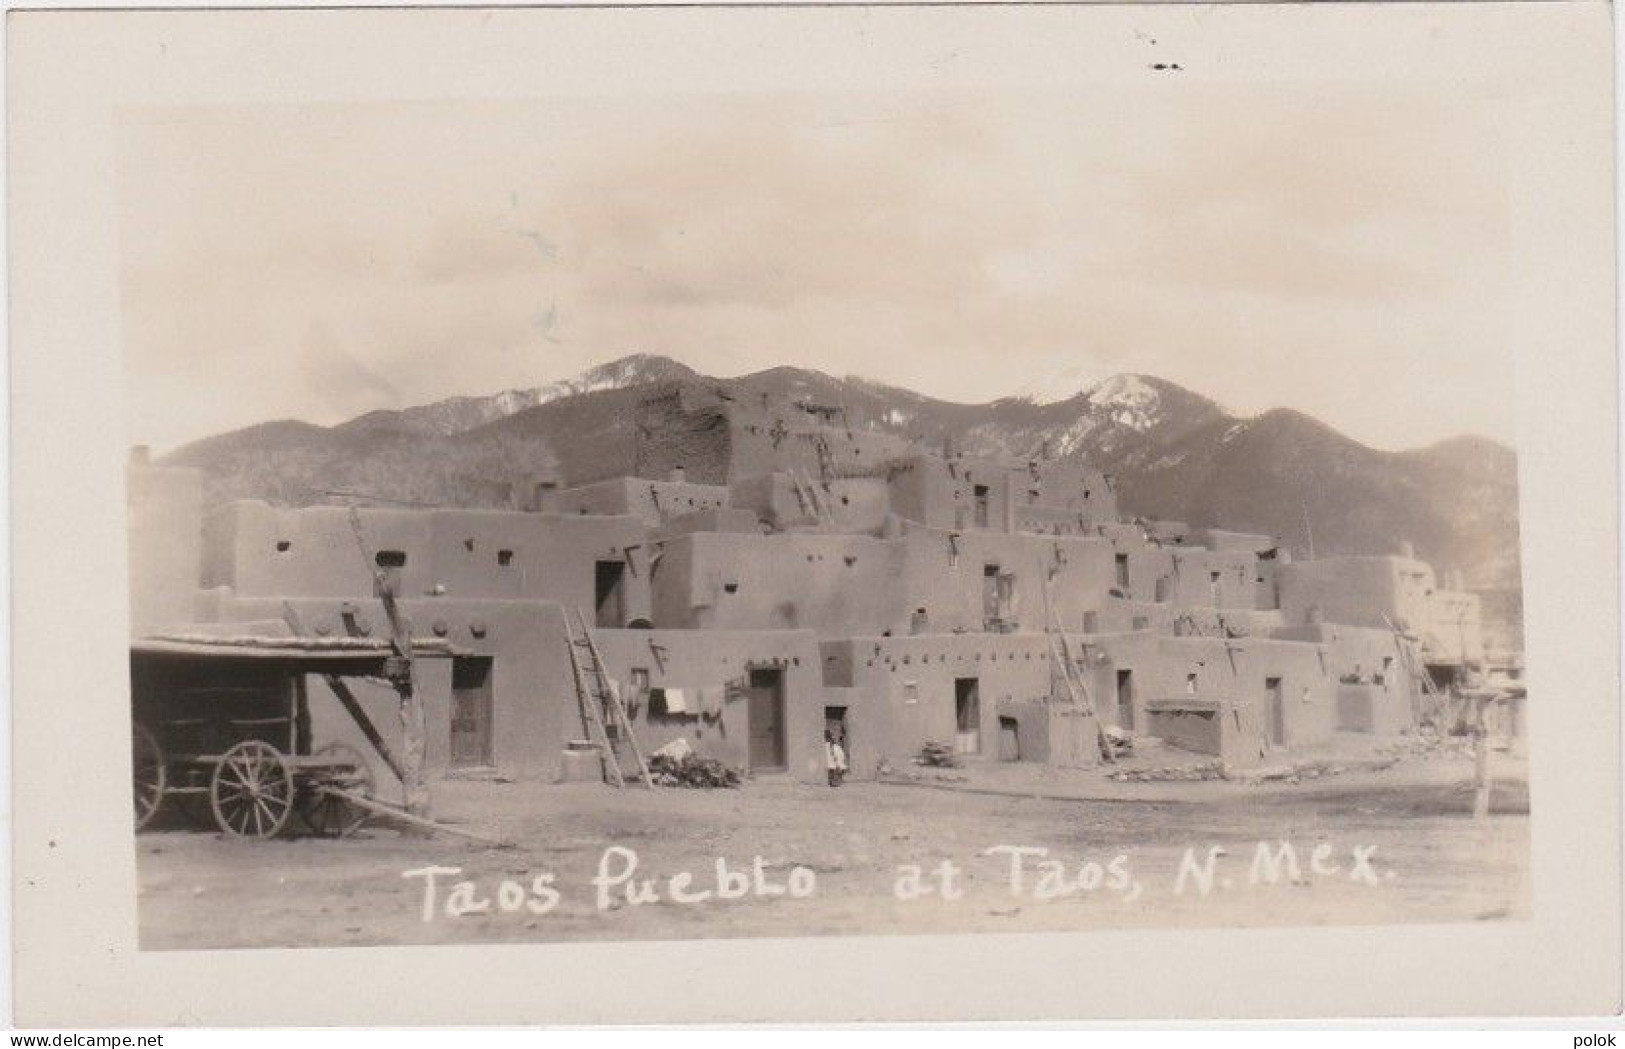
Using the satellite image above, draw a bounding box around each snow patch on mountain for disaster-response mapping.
[1015,362,1114,405]
[399,354,688,434]
[1083,375,1164,432]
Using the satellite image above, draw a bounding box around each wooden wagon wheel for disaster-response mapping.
[210,740,295,839]
[132,723,165,831]
[298,742,376,838]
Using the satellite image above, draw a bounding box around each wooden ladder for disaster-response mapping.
[790,467,833,526]
[1384,614,1449,726]
[563,609,654,789]
[1041,575,1116,763]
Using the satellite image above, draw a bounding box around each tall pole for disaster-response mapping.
[349,507,429,820]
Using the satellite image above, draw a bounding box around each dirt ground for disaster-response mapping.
[137,741,1529,950]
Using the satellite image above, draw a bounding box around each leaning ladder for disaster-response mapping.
[1383,613,1449,726]
[1040,575,1116,764]
[564,609,655,789]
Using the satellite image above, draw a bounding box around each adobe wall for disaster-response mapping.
[650,507,763,541]
[590,627,826,784]
[730,473,892,534]
[1084,635,1275,764]
[632,385,735,484]
[206,502,652,624]
[650,531,909,634]
[823,632,1075,772]
[1074,629,1162,731]
[1273,621,1419,734]
[1227,637,1337,747]
[1276,555,1435,632]
[885,454,1118,533]
[1335,684,1414,736]
[894,522,1116,635]
[1145,520,1190,544]
[1162,547,1266,610]
[1184,528,1279,554]
[128,462,205,633]
[1015,504,1108,537]
[1419,589,1485,666]
[634,384,915,486]
[215,595,574,782]
[653,524,1118,638]
[552,477,730,527]
[730,473,798,531]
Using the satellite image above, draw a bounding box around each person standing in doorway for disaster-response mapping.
[825,728,848,788]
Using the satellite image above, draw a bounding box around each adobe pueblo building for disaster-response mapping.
[128,381,1490,800]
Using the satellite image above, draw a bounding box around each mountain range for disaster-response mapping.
[161,353,1523,639]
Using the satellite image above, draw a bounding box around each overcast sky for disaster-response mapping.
[118,84,1514,453]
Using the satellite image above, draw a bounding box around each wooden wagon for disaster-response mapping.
[131,633,457,839]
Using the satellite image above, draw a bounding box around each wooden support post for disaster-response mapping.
[326,675,410,786]
[281,602,410,788]
[346,508,430,821]
[1472,693,1492,820]
[393,669,430,819]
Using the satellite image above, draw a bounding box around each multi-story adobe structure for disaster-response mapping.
[128,381,1490,789]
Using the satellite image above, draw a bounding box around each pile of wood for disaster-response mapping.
[914,741,962,768]
[1106,760,1225,783]
[647,752,742,789]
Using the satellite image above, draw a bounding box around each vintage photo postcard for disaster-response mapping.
[8,1,1621,1027]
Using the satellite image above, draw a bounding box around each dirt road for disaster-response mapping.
[137,749,1529,950]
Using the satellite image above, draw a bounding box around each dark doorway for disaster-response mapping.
[374,550,407,597]
[954,677,981,755]
[594,560,627,629]
[1115,553,1130,590]
[824,705,848,768]
[1116,668,1135,731]
[747,667,787,771]
[1265,676,1285,746]
[997,716,1020,761]
[1427,664,1458,693]
[824,705,848,745]
[982,565,1000,629]
[450,657,494,768]
[973,484,990,528]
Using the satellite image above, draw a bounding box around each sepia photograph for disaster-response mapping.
[7,0,1619,1027]
[119,44,1530,954]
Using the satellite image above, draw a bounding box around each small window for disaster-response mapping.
[497,549,514,567]
[1185,673,1198,694]
[275,540,291,553]
[373,550,407,597]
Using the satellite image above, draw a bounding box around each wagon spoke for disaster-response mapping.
[132,723,166,832]
[298,743,376,837]
[211,740,293,839]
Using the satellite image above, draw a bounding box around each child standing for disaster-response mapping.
[824,729,848,787]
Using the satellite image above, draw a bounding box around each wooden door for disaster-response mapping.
[1265,676,1285,746]
[595,560,626,629]
[747,668,786,771]
[1116,669,1135,731]
[997,717,1020,761]
[450,658,493,768]
[955,677,981,755]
